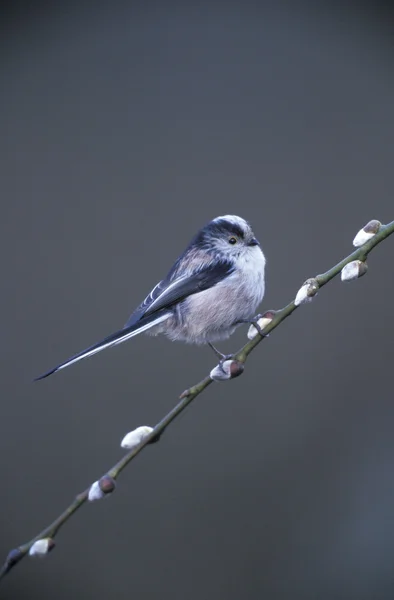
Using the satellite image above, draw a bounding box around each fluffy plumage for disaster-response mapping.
[35,215,266,380]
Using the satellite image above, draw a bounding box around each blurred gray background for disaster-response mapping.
[1,2,394,599]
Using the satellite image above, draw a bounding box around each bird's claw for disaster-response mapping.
[249,314,265,336]
[218,353,234,364]
[207,342,232,361]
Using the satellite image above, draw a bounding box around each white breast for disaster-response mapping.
[168,246,266,344]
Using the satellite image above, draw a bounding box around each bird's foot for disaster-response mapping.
[237,314,266,336]
[248,314,266,336]
[207,342,234,363]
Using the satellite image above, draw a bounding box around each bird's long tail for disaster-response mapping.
[34,311,171,380]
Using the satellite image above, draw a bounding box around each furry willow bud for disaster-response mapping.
[29,538,55,557]
[210,359,244,381]
[353,220,381,247]
[294,278,319,306]
[1,218,393,584]
[121,426,154,449]
[341,260,368,281]
[88,475,116,501]
[4,548,24,571]
[247,311,275,340]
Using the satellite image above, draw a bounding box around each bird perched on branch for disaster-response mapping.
[36,215,266,380]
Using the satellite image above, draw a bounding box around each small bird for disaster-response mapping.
[35,215,266,380]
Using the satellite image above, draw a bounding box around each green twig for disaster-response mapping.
[1,219,393,580]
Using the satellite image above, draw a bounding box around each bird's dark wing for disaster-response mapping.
[36,260,234,380]
[124,259,234,327]
[124,279,171,327]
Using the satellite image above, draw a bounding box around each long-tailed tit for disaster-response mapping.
[36,215,266,380]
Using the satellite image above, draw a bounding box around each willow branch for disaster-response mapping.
[1,219,393,580]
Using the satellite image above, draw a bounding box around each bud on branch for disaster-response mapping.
[210,359,244,381]
[353,219,381,247]
[1,218,393,582]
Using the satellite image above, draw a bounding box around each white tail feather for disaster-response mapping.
[57,313,170,371]
[35,312,171,379]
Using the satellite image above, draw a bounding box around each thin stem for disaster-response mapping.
[1,219,393,580]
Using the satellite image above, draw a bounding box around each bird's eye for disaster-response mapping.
[228,237,237,245]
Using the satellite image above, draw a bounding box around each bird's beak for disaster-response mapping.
[248,237,260,247]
